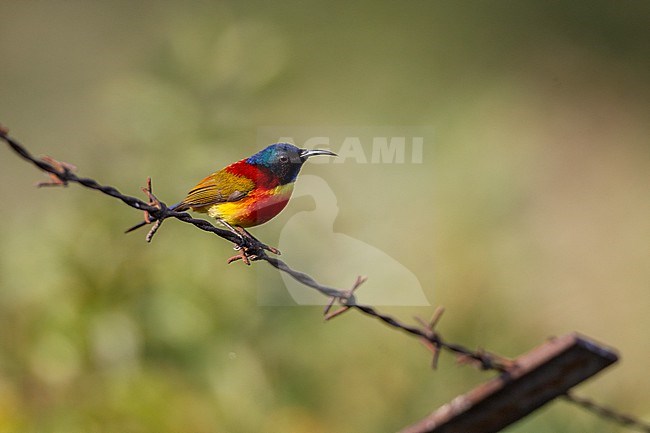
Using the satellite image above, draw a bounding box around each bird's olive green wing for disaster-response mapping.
[178,171,255,210]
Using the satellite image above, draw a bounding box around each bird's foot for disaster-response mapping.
[235,227,281,256]
[226,251,254,265]
[227,245,258,265]
[226,241,279,265]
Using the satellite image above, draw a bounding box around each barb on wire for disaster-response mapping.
[3,125,649,432]
[139,177,166,242]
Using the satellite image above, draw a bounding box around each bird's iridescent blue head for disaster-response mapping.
[246,143,337,184]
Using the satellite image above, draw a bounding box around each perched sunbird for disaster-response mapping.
[127,143,336,260]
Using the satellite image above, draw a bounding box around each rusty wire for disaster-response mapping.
[2,126,649,432]
[564,393,650,433]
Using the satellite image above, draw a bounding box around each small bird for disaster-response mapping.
[127,143,336,262]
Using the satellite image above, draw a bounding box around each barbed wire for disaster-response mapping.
[0,125,507,370]
[564,393,650,433]
[2,126,649,432]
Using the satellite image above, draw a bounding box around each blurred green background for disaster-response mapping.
[1,1,649,432]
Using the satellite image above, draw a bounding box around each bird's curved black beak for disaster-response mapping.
[299,148,337,161]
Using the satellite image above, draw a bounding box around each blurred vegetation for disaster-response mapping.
[1,1,649,432]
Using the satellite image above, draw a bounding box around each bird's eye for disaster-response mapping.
[279,155,289,163]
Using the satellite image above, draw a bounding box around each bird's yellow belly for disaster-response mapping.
[207,183,294,228]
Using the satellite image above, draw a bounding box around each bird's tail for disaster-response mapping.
[124,202,185,234]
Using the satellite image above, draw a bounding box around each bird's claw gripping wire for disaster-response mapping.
[226,238,279,265]
[225,225,280,265]
[226,247,257,265]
